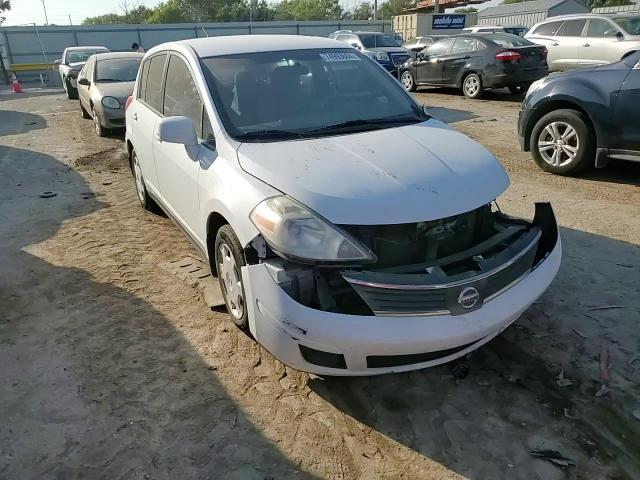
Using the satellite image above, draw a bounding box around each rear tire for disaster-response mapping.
[215,225,249,331]
[530,109,595,176]
[462,73,483,99]
[400,70,417,92]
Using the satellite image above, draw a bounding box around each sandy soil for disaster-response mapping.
[1,87,639,480]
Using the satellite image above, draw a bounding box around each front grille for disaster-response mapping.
[391,53,410,66]
[343,228,541,316]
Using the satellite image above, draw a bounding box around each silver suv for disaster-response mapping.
[526,13,640,71]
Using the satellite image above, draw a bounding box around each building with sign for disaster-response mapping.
[393,12,478,40]
[477,0,589,28]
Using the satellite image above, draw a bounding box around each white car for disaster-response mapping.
[55,46,109,99]
[125,35,561,375]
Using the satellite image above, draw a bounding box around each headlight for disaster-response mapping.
[250,196,375,264]
[101,96,120,109]
[376,51,390,62]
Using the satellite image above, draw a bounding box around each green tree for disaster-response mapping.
[351,2,374,19]
[454,6,478,12]
[378,0,416,19]
[146,0,191,23]
[274,0,342,20]
[83,13,127,25]
[0,0,11,24]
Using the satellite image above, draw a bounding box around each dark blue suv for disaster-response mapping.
[330,31,411,76]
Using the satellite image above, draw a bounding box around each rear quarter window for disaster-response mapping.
[532,21,563,36]
[144,54,167,113]
[138,59,150,99]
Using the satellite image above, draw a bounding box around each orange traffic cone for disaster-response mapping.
[11,74,22,93]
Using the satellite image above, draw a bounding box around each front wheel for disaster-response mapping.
[462,73,483,99]
[92,107,106,137]
[530,109,595,176]
[132,149,160,212]
[400,70,416,92]
[215,225,249,330]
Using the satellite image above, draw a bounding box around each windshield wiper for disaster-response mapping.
[236,128,303,140]
[304,116,423,134]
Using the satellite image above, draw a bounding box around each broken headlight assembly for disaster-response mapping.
[250,196,376,264]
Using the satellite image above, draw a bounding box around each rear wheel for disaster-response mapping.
[215,225,249,331]
[530,109,595,176]
[400,70,416,92]
[462,73,483,99]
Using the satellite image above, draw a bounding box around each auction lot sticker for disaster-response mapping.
[320,52,361,62]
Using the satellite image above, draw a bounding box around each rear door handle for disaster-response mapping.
[552,42,559,46]
[583,43,590,47]
[132,113,138,121]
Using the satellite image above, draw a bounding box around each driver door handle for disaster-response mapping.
[552,42,559,46]
[583,43,590,47]
[132,113,138,121]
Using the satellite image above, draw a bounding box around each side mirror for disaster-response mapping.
[156,116,198,146]
[77,77,90,86]
[54,59,62,65]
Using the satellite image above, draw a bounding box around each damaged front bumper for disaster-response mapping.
[241,203,561,375]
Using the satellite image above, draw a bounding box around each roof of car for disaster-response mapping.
[180,35,345,57]
[65,46,108,51]
[93,52,144,61]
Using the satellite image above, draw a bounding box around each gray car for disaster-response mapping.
[77,52,143,136]
[526,13,640,71]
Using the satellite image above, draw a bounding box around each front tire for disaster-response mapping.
[400,70,416,92]
[530,109,595,176]
[462,73,483,99]
[64,77,78,100]
[92,107,106,137]
[215,225,249,330]
[132,149,160,212]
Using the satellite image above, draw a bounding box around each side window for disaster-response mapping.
[138,59,150,100]
[475,40,487,51]
[587,19,619,37]
[451,38,476,54]
[532,21,563,36]
[145,53,167,113]
[86,58,95,82]
[202,107,215,144]
[556,19,587,37]
[163,55,203,137]
[426,38,454,56]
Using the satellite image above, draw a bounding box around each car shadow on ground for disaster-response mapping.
[426,105,479,124]
[0,144,315,480]
[579,159,640,186]
[0,110,46,136]
[0,88,65,103]
[308,226,640,480]
[418,86,525,103]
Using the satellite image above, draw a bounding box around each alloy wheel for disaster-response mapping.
[537,121,580,167]
[401,71,413,90]
[218,243,244,320]
[133,154,145,205]
[464,76,480,97]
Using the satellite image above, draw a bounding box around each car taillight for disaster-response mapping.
[125,95,134,112]
[496,51,521,62]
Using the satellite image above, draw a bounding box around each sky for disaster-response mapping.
[2,0,163,26]
[2,0,498,26]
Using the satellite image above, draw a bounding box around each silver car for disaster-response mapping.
[55,46,109,99]
[526,13,640,71]
[77,52,144,136]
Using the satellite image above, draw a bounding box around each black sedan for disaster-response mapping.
[518,51,640,176]
[398,33,548,99]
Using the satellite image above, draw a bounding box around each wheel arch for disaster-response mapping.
[621,50,637,60]
[523,100,597,153]
[458,69,481,89]
[206,212,230,276]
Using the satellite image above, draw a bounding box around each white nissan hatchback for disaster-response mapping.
[125,35,561,375]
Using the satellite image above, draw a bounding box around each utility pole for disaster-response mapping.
[41,0,50,25]
[374,0,377,20]
[434,0,439,14]
[68,14,73,25]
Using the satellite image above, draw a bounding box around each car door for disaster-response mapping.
[77,57,94,112]
[612,57,640,155]
[441,37,480,86]
[152,53,206,239]
[550,19,588,70]
[129,53,167,195]
[417,38,454,84]
[580,18,624,67]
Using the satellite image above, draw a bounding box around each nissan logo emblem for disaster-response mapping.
[458,286,480,309]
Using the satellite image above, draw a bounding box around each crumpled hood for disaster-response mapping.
[237,119,509,225]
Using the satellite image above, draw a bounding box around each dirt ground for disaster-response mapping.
[1,86,639,480]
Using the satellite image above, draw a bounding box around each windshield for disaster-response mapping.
[486,33,534,47]
[66,49,107,64]
[358,34,399,48]
[95,57,141,82]
[614,16,640,35]
[200,49,426,142]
